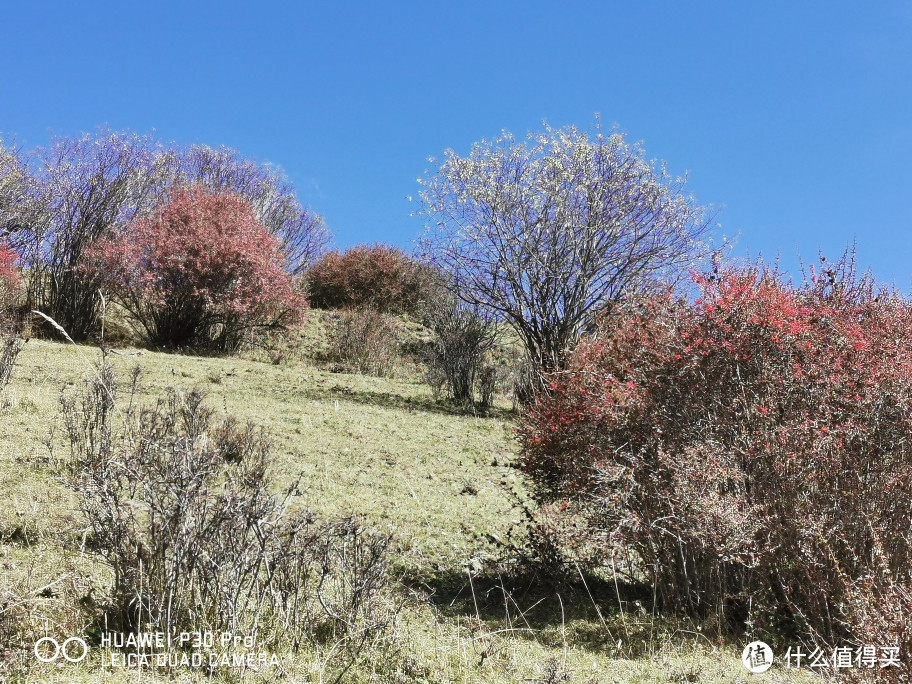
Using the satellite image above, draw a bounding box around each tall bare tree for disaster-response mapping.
[419,121,712,376]
[25,130,170,339]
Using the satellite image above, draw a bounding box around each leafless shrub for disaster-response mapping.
[0,584,38,676]
[421,294,496,405]
[0,325,22,393]
[841,568,912,681]
[498,487,571,580]
[536,657,571,684]
[325,307,400,377]
[61,361,396,669]
[478,365,497,408]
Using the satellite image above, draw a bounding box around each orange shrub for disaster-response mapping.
[306,244,437,314]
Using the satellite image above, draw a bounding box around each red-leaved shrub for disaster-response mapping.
[0,243,19,312]
[0,243,21,390]
[86,187,306,351]
[306,244,438,314]
[519,255,912,655]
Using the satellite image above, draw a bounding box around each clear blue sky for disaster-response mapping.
[4,1,912,286]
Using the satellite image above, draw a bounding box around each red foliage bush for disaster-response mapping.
[0,243,19,312]
[86,187,306,351]
[519,255,912,651]
[306,244,438,314]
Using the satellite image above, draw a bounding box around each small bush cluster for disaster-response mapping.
[519,255,912,652]
[62,363,396,668]
[0,331,21,397]
[86,187,307,352]
[307,244,438,315]
[420,295,496,405]
[324,307,401,377]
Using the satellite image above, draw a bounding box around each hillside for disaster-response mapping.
[0,335,814,683]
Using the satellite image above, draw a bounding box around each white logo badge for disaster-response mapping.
[34,636,88,663]
[742,640,774,673]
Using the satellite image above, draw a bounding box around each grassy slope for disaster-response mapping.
[0,337,815,683]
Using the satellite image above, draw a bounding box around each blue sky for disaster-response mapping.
[4,1,912,286]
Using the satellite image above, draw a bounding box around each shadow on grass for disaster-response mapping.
[399,565,690,657]
[301,380,516,420]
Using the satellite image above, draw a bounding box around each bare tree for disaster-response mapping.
[23,129,170,339]
[421,291,496,405]
[419,120,712,375]
[0,142,40,257]
[172,145,329,274]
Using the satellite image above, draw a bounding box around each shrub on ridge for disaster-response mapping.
[306,244,438,315]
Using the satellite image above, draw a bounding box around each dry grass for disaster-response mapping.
[0,336,819,682]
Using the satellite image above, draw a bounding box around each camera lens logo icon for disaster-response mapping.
[742,640,774,673]
[34,636,88,663]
